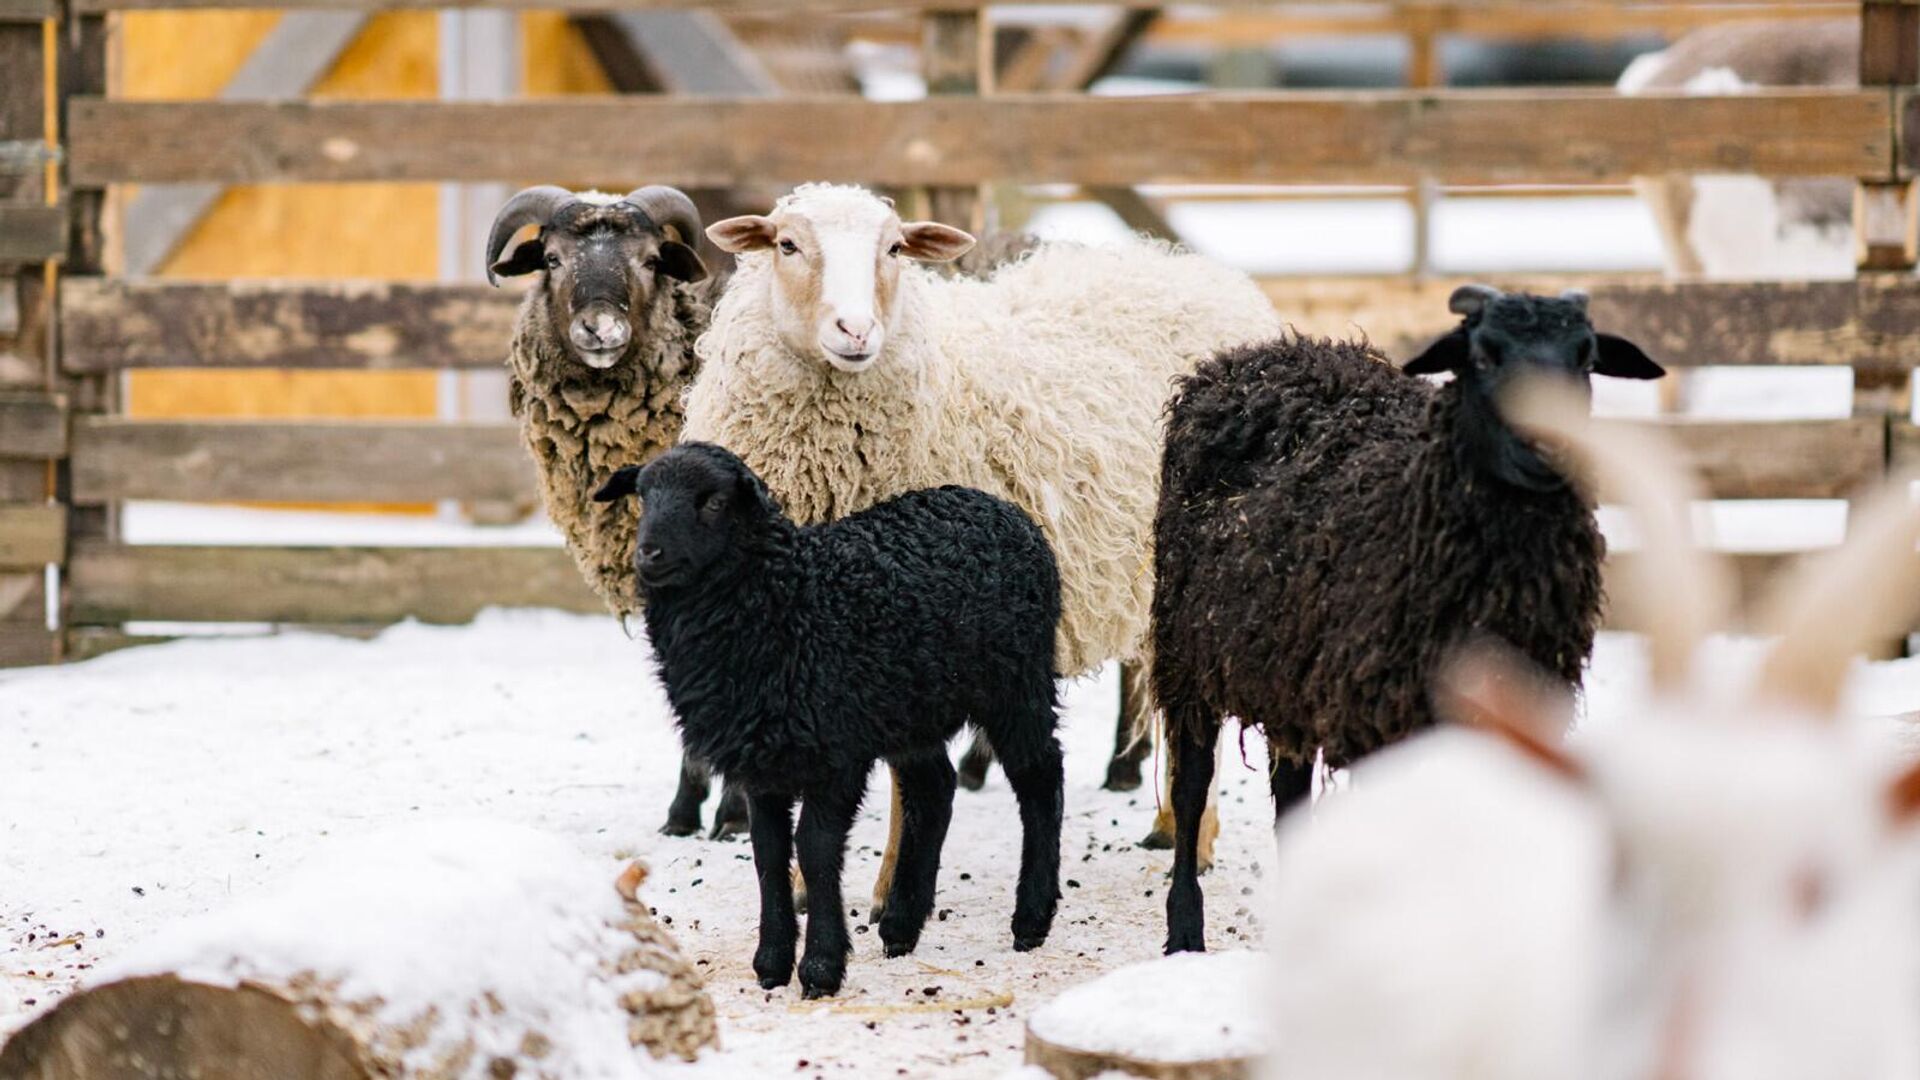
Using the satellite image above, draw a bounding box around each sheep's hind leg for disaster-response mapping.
[956,731,994,792]
[1269,740,1314,822]
[1163,716,1219,954]
[661,756,711,837]
[795,774,866,999]
[878,751,958,958]
[748,792,799,989]
[1102,660,1154,792]
[997,731,1065,952]
[1141,737,1220,875]
[710,777,750,840]
[867,772,902,923]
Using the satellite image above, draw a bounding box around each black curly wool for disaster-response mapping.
[1152,289,1664,955]
[597,443,1065,999]
[1153,337,1603,769]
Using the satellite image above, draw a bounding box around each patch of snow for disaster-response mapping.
[121,501,563,548]
[100,819,674,1080]
[1027,951,1269,1066]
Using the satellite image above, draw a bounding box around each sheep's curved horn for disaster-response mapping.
[1449,283,1502,318]
[1752,470,1920,716]
[625,186,703,247]
[486,185,575,286]
[1561,288,1591,312]
[1503,379,1730,693]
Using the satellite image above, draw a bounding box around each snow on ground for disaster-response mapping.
[0,611,1281,1077]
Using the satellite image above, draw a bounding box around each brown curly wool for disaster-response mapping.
[508,280,712,617]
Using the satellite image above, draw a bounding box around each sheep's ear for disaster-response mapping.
[1433,642,1584,783]
[899,221,976,263]
[654,240,708,284]
[593,466,642,503]
[1403,327,1469,376]
[707,215,777,254]
[1595,333,1665,380]
[489,238,546,281]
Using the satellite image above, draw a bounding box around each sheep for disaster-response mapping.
[1153,284,1666,954]
[687,183,1283,908]
[485,183,750,842]
[1260,389,1920,1080]
[592,442,1065,999]
[1619,20,1857,280]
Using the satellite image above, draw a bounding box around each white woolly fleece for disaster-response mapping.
[684,186,1281,675]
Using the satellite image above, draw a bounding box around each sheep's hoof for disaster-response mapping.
[879,911,923,957]
[798,955,844,999]
[1163,931,1206,956]
[956,757,990,792]
[754,944,795,989]
[1102,762,1144,792]
[658,817,701,838]
[882,936,919,959]
[708,815,749,841]
[1012,932,1049,953]
[1138,826,1173,850]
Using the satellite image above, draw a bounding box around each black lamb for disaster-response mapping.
[1153,284,1666,954]
[594,443,1065,998]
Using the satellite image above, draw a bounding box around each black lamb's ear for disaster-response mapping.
[1404,327,1470,376]
[489,238,546,281]
[1594,333,1666,380]
[594,466,643,503]
[734,465,781,521]
[654,240,708,284]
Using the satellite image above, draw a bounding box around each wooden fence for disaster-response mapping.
[2,0,1918,665]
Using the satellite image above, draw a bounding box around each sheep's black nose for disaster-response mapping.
[637,544,663,565]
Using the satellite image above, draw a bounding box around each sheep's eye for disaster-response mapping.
[545,252,562,270]
[642,255,660,272]
[888,242,904,257]
[778,239,799,256]
[702,493,729,514]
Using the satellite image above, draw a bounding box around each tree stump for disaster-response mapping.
[1024,952,1267,1080]
[0,822,717,1080]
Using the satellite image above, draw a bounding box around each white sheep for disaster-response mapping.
[685,183,1283,904]
[1260,387,1920,1080]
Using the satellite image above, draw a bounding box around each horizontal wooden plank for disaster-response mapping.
[0,394,66,457]
[65,414,1875,503]
[1603,550,1796,634]
[0,627,57,668]
[1265,275,1920,376]
[60,278,513,372]
[63,275,1920,376]
[0,205,64,263]
[71,418,536,502]
[66,0,1868,13]
[0,504,62,567]
[68,90,1891,187]
[0,0,54,22]
[67,542,600,624]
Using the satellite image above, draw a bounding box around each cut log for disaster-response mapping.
[1025,951,1266,1079]
[0,821,718,1079]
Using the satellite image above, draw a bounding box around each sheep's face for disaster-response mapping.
[708,186,975,373]
[592,443,779,591]
[488,192,708,372]
[1405,287,1664,490]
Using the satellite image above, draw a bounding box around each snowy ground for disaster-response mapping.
[0,611,1282,1077]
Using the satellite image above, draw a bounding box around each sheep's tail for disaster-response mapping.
[1502,379,1729,694]
[1750,468,1920,715]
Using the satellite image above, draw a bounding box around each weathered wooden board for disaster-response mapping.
[0,503,62,567]
[67,542,601,624]
[1263,275,1920,375]
[60,278,515,372]
[0,626,57,667]
[0,0,52,26]
[1602,550,1795,634]
[63,275,1920,374]
[0,565,43,621]
[70,418,534,503]
[66,0,1867,13]
[1660,418,1884,500]
[0,205,63,263]
[0,393,66,457]
[68,90,1891,187]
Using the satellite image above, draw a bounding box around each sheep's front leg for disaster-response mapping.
[661,756,711,837]
[795,773,866,999]
[748,792,798,989]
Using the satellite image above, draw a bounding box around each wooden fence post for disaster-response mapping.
[922,9,990,233]
[53,0,112,660]
[0,7,62,667]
